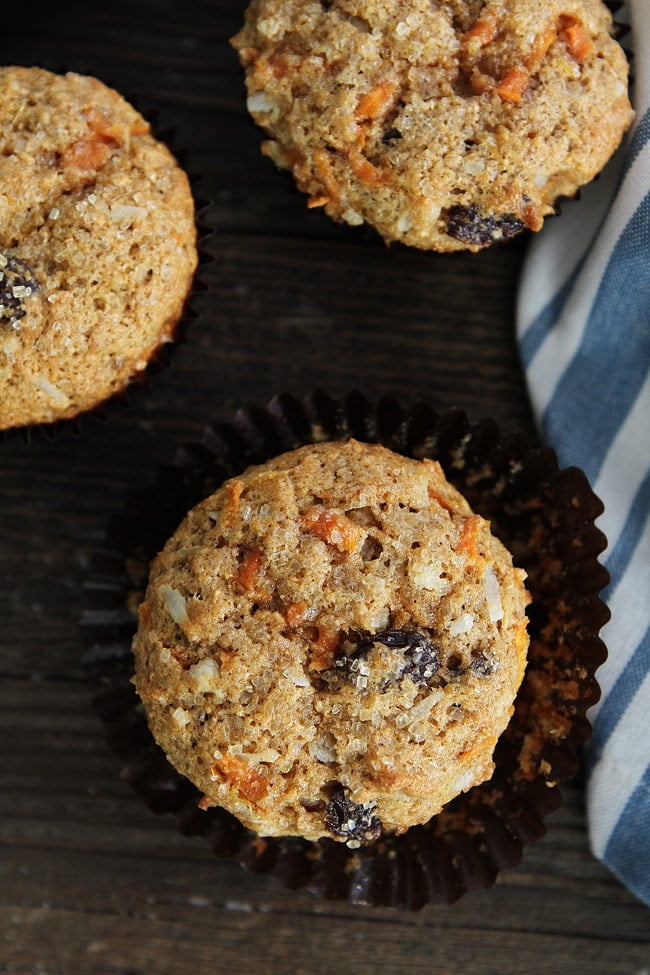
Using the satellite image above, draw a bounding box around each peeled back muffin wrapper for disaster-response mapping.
[82,391,609,908]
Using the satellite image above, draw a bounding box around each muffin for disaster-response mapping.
[0,66,198,430]
[232,0,633,251]
[133,439,529,844]
[84,393,609,906]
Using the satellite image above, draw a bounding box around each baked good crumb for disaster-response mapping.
[232,0,633,251]
[0,66,198,429]
[133,440,529,843]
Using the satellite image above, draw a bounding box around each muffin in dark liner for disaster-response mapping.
[0,87,215,445]
[82,391,609,908]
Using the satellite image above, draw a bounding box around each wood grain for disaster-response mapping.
[1,1,648,972]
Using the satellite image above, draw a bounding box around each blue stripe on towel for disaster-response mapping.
[604,764,650,905]
[606,468,650,585]
[541,191,650,483]
[590,624,650,756]
[519,264,588,368]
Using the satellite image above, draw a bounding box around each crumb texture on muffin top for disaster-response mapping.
[232,0,633,251]
[134,440,530,843]
[0,67,198,429]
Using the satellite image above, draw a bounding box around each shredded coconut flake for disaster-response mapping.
[110,204,147,223]
[462,157,486,175]
[160,584,189,624]
[342,208,364,226]
[308,736,337,764]
[483,566,504,623]
[283,666,309,687]
[35,377,70,407]
[243,748,280,764]
[449,613,474,636]
[247,92,276,113]
[396,214,411,234]
[172,707,190,728]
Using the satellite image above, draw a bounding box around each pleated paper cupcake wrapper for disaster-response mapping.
[0,101,215,445]
[81,391,610,909]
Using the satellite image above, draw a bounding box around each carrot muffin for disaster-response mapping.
[0,66,198,430]
[133,440,529,844]
[232,0,633,251]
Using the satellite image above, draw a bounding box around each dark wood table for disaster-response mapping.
[2,2,648,972]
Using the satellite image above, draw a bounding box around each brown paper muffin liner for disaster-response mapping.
[81,391,610,908]
[0,101,215,445]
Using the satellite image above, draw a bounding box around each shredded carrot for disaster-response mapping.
[138,601,151,626]
[355,80,398,123]
[307,194,330,209]
[427,487,455,514]
[130,120,151,136]
[312,149,341,204]
[211,754,269,804]
[521,201,543,231]
[284,601,308,627]
[459,735,497,762]
[463,14,498,47]
[457,514,483,557]
[252,53,291,83]
[301,508,358,552]
[496,65,530,103]
[220,479,243,526]
[236,548,265,592]
[62,138,111,171]
[308,626,342,672]
[85,107,124,144]
[561,21,593,63]
[347,150,389,187]
[514,621,529,655]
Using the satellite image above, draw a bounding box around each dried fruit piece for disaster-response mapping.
[445,205,525,246]
[470,650,498,676]
[0,255,39,328]
[335,629,441,689]
[324,784,382,844]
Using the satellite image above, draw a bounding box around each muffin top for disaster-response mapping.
[232,0,633,251]
[133,440,529,843]
[0,67,198,430]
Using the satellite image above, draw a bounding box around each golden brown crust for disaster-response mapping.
[0,67,198,429]
[232,0,633,251]
[133,440,530,843]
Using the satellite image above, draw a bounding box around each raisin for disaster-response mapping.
[324,784,382,844]
[335,629,440,689]
[470,650,497,676]
[445,205,525,246]
[0,255,39,328]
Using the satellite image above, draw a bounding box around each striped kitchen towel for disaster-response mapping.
[517,0,649,906]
